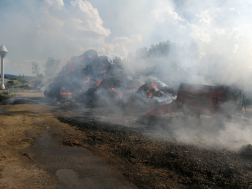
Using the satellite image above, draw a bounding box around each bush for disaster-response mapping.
[0,93,16,103]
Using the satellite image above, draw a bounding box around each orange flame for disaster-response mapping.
[119,91,123,99]
[84,77,90,84]
[60,87,72,95]
[151,83,158,90]
[95,79,103,87]
[61,92,72,95]
[147,89,153,98]
[109,88,116,92]
[79,87,85,93]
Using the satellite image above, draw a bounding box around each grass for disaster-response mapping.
[0,93,16,103]
[0,81,30,104]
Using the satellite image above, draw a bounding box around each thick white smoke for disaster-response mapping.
[2,0,252,150]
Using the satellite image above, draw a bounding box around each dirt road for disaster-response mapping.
[0,91,136,189]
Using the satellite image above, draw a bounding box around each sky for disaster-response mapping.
[0,0,252,76]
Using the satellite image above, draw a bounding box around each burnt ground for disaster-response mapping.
[1,92,252,188]
[53,106,252,189]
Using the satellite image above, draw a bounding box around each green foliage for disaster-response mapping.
[19,84,29,89]
[9,77,17,80]
[135,40,172,59]
[32,62,43,78]
[0,92,16,103]
[32,62,39,75]
[0,93,9,102]
[148,41,171,57]
[124,40,201,88]
[17,74,26,84]
[44,57,60,77]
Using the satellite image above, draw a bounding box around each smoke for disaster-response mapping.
[0,0,141,75]
[139,113,252,150]
[2,0,252,150]
[2,0,252,80]
[122,32,252,94]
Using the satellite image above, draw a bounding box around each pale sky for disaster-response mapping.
[0,0,252,76]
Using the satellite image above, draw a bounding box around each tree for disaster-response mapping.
[146,40,171,57]
[31,62,43,77]
[17,74,26,84]
[44,57,60,77]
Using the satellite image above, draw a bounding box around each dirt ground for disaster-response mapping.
[1,90,252,189]
[0,91,136,189]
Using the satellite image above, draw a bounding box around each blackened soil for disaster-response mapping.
[58,117,252,189]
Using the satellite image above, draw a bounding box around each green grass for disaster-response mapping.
[0,93,16,103]
[0,81,30,103]
[0,81,29,103]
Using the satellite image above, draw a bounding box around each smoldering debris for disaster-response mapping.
[43,49,252,152]
[44,49,174,109]
[54,109,252,189]
[240,144,252,158]
[136,111,252,150]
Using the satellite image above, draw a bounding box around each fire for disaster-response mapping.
[134,84,140,87]
[95,79,103,87]
[147,90,153,98]
[79,87,86,93]
[109,88,123,103]
[60,87,72,95]
[119,91,123,99]
[61,92,72,95]
[84,77,90,84]
[151,83,158,90]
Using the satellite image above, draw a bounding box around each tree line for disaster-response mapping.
[32,57,60,78]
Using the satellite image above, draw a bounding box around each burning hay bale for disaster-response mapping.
[44,49,174,109]
[44,50,126,105]
[138,83,163,98]
[138,77,174,99]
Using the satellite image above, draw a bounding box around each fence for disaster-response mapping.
[6,87,26,94]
